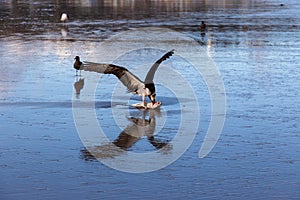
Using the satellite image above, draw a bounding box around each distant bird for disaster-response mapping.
[200,21,206,30]
[73,56,83,76]
[60,13,69,23]
[75,49,174,107]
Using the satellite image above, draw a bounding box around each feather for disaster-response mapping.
[75,49,175,103]
[82,62,144,93]
[144,49,174,84]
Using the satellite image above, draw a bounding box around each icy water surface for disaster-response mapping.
[1,0,300,199]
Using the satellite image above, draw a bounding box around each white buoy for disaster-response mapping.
[60,13,68,22]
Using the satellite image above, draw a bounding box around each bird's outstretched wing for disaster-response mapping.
[144,49,174,84]
[82,62,144,93]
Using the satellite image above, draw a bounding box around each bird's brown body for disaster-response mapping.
[74,56,83,75]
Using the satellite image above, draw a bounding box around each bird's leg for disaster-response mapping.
[142,94,147,108]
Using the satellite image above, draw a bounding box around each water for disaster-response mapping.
[1,0,299,199]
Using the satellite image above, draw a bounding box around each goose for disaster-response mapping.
[74,49,174,107]
[73,56,83,76]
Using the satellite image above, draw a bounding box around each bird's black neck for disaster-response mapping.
[145,83,155,93]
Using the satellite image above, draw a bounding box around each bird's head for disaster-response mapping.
[74,56,80,61]
[149,93,156,104]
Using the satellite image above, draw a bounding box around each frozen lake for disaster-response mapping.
[0,0,299,199]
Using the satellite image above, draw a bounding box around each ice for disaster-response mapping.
[0,0,299,199]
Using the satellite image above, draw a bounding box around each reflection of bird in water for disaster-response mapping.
[198,21,207,45]
[61,27,68,37]
[73,56,83,76]
[60,13,69,23]
[74,49,174,108]
[113,109,168,150]
[74,78,84,98]
[60,13,69,37]
[80,109,171,161]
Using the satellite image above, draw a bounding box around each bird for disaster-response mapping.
[60,13,69,23]
[73,56,83,76]
[200,21,206,30]
[75,49,174,107]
